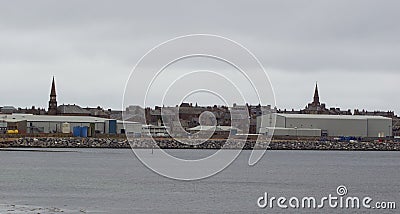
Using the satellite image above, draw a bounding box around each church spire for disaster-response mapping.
[48,76,58,115]
[313,82,320,105]
[50,76,56,96]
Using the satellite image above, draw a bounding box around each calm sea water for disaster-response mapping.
[0,148,399,213]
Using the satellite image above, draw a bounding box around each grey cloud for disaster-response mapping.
[0,0,399,113]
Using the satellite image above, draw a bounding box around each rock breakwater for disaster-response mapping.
[0,137,399,151]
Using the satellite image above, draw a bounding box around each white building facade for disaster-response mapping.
[0,114,142,135]
[257,113,392,137]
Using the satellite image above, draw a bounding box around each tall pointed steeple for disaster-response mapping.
[50,76,56,97]
[313,82,320,105]
[48,76,58,115]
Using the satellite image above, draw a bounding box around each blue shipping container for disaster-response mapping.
[73,126,81,137]
[81,126,88,137]
[109,120,117,134]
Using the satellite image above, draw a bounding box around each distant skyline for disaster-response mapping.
[1,0,399,113]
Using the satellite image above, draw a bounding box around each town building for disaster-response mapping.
[58,104,91,116]
[0,106,18,114]
[84,106,112,118]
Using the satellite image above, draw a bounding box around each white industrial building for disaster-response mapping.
[0,114,142,135]
[142,124,169,137]
[257,113,392,137]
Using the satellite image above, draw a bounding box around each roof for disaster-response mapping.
[187,125,240,132]
[262,127,322,131]
[0,118,24,123]
[1,106,17,110]
[274,113,391,120]
[0,114,138,124]
[58,104,90,114]
[85,108,109,117]
[142,124,168,129]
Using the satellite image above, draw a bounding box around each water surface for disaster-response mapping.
[0,148,398,213]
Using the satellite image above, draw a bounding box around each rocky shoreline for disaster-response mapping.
[0,137,399,151]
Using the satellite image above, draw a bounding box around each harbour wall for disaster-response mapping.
[0,137,399,151]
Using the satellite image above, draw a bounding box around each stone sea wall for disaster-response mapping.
[0,137,399,151]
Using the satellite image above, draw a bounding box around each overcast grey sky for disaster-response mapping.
[1,0,399,113]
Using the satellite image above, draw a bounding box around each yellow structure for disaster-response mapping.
[6,130,19,134]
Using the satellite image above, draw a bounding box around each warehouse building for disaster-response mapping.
[257,113,392,137]
[0,114,141,136]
